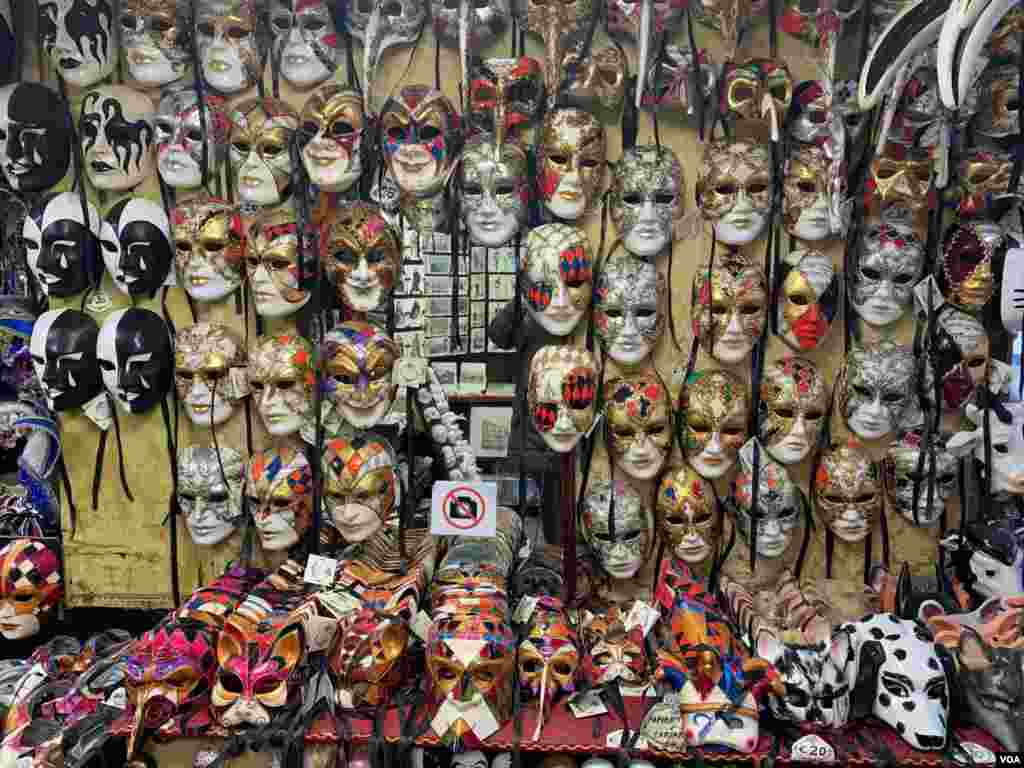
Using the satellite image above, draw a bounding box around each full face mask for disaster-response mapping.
[681,369,749,479]
[730,439,804,558]
[788,80,834,145]
[695,140,773,246]
[268,0,338,90]
[814,440,881,543]
[23,192,102,298]
[783,145,833,241]
[0,83,71,193]
[592,249,664,366]
[100,198,174,298]
[758,356,829,465]
[299,86,363,193]
[229,98,299,207]
[430,0,508,48]
[196,0,260,94]
[320,202,401,314]
[178,445,245,546]
[691,252,768,364]
[562,44,626,112]
[538,108,606,221]
[96,308,173,414]
[939,220,1003,314]
[459,134,530,248]
[248,334,314,438]
[850,223,925,327]
[380,86,460,199]
[0,540,62,641]
[883,430,957,526]
[245,445,312,550]
[841,341,917,441]
[467,57,544,141]
[322,434,397,543]
[721,58,793,138]
[172,197,245,303]
[527,345,598,453]
[957,627,1024,753]
[155,86,230,190]
[120,0,190,87]
[975,66,1020,142]
[174,323,248,426]
[776,249,838,352]
[929,306,991,411]
[30,309,103,412]
[38,0,115,87]
[522,224,593,336]
[245,208,311,319]
[867,149,933,213]
[609,145,684,258]
[580,605,649,687]
[604,374,672,481]
[657,465,718,566]
[80,87,156,193]
[322,322,399,430]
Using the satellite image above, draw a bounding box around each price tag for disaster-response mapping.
[790,734,836,763]
[316,589,362,617]
[512,595,538,625]
[567,690,607,719]
[303,554,338,587]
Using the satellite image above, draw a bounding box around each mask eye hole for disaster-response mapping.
[232,141,252,155]
[748,182,768,195]
[732,85,755,103]
[774,407,795,419]
[331,122,355,138]
[419,125,441,141]
[855,493,875,503]
[882,392,904,404]
[227,25,249,39]
[860,267,882,280]
[797,181,817,194]
[808,110,827,125]
[715,183,737,195]
[521,659,541,674]
[623,193,644,206]
[655,193,675,205]
[548,154,569,166]
[739,303,762,315]
[219,672,244,693]
[823,493,845,504]
[966,355,987,369]
[382,1,403,15]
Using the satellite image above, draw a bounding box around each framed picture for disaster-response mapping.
[470,406,513,458]
[431,363,458,394]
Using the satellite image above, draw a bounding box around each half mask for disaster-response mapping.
[850,222,925,327]
[320,202,400,314]
[96,308,173,414]
[867,149,933,213]
[80,86,156,193]
[23,192,102,298]
[691,252,768,364]
[609,145,684,258]
[581,477,654,581]
[174,323,248,426]
[196,0,260,94]
[776,248,838,352]
[562,44,626,113]
[178,444,245,545]
[229,98,299,207]
[155,86,230,190]
[467,57,544,141]
[592,248,664,366]
[758,356,829,465]
[927,306,991,412]
[522,223,593,336]
[657,465,718,566]
[380,85,460,199]
[604,373,671,480]
[882,430,956,526]
[730,438,804,558]
[322,434,397,543]
[268,0,338,90]
[721,58,793,138]
[430,0,508,48]
[459,134,529,248]
[248,334,314,438]
[245,445,312,550]
[580,604,649,688]
[939,220,1003,314]
[680,369,749,479]
[538,108,606,221]
[0,83,71,193]
[0,540,61,640]
[695,139,773,245]
[527,345,598,453]
[783,145,834,241]
[840,341,917,440]
[814,440,881,543]
[120,0,190,87]
[299,85,363,193]
[321,322,399,430]
[100,197,174,298]
[172,197,245,303]
[518,601,579,727]
[957,150,1014,219]
[642,45,716,114]
[245,208,311,319]
[30,309,102,412]
[38,0,115,87]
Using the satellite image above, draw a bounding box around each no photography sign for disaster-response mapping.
[430,481,497,537]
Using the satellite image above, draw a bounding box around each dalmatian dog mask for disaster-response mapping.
[100,198,174,298]
[0,83,72,193]
[80,86,157,193]
[38,0,116,87]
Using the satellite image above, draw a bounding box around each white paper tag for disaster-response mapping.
[470,705,500,740]
[316,589,363,617]
[304,615,338,653]
[82,393,113,431]
[606,729,648,750]
[640,695,686,753]
[914,275,945,316]
[303,554,338,587]
[512,595,538,625]
[105,687,127,710]
[337,689,355,709]
[790,734,837,763]
[394,357,428,388]
[567,690,607,719]
[411,610,433,642]
[954,742,995,766]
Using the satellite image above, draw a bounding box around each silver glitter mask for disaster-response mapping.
[850,222,925,328]
[592,248,665,367]
[178,444,245,546]
[609,145,684,258]
[841,341,918,441]
[430,0,509,48]
[730,438,803,559]
[580,477,654,581]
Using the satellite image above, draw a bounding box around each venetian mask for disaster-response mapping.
[38,0,115,87]
[656,465,718,565]
[172,197,245,303]
[940,220,1003,314]
[229,98,299,207]
[155,86,230,190]
[467,57,544,141]
[695,140,773,245]
[776,249,839,352]
[730,439,804,558]
[850,223,925,327]
[174,323,248,427]
[96,308,173,415]
[642,45,716,113]
[758,356,829,465]
[120,0,190,87]
[883,430,957,526]
[580,606,648,687]
[245,445,312,551]
[30,309,103,412]
[604,374,672,481]
[268,0,338,90]
[562,44,626,112]
[527,345,598,453]
[975,66,1020,141]
[581,478,653,580]
[522,223,593,336]
[0,540,61,640]
[299,86,363,193]
[460,134,530,248]
[610,145,684,258]
[0,83,71,193]
[178,445,245,546]
[322,434,397,543]
[430,0,508,47]
[868,150,933,212]
[592,249,664,366]
[330,608,408,708]
[248,334,314,438]
[814,440,881,543]
[681,369,749,479]
[841,341,917,441]
[518,602,579,723]
[245,208,311,319]
[100,197,174,298]
[783,145,833,241]
[23,192,102,298]
[522,0,595,98]
[196,0,260,94]
[788,80,834,145]
[321,322,399,429]
[929,306,991,411]
[691,252,768,364]
[80,87,156,193]
[380,86,460,199]
[722,58,793,137]
[957,151,1014,218]
[538,108,606,221]
[320,202,401,314]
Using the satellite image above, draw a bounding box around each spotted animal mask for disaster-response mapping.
[0,540,61,641]
[174,322,248,427]
[321,322,399,430]
[657,465,718,566]
[23,192,102,298]
[245,208,311,319]
[538,108,606,221]
[96,307,173,414]
[0,83,72,193]
[850,223,925,328]
[80,87,156,192]
[581,477,654,581]
[155,85,230,191]
[320,202,401,314]
[610,145,684,258]
[695,140,773,246]
[882,430,956,526]
[776,249,839,352]
[120,0,191,87]
[840,341,917,441]
[196,0,260,94]
[100,197,174,298]
[593,249,664,366]
[381,85,460,199]
[692,252,768,365]
[460,134,530,248]
[522,223,593,337]
[268,0,338,90]
[245,445,312,551]
[248,334,315,438]
[681,369,749,480]
[172,197,245,303]
[178,445,245,545]
[814,440,881,543]
[39,0,115,87]
[229,98,299,207]
[758,356,829,465]
[730,438,804,558]
[300,85,364,193]
[527,345,598,453]
[322,434,398,544]
[604,373,672,481]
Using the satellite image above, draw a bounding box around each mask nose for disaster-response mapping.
[252,263,273,288]
[864,394,887,418]
[553,405,575,432]
[723,309,744,337]
[550,280,570,309]
[732,188,754,214]
[789,413,808,440]
[638,197,658,223]
[42,357,62,386]
[704,431,723,457]
[840,507,862,522]
[875,278,896,301]
[351,255,372,284]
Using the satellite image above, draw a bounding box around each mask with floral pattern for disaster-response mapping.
[692,251,768,364]
[695,140,773,245]
[610,145,684,257]
[657,465,718,565]
[593,248,664,366]
[850,223,925,327]
[604,373,672,480]
[758,356,829,465]
[840,341,917,440]
[814,439,881,543]
[248,334,315,438]
[681,369,749,479]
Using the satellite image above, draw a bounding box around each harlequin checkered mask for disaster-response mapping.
[248,334,315,438]
[527,345,598,453]
[381,86,460,199]
[758,356,829,465]
[518,601,579,725]
[229,98,300,207]
[940,220,1003,314]
[172,197,245,303]
[300,85,364,193]
[814,440,881,543]
[245,208,311,319]
[38,0,115,87]
[604,374,672,480]
[581,477,654,580]
[657,465,718,565]
[268,0,339,90]
[928,306,991,411]
[522,224,593,337]
[840,341,917,441]
[593,249,664,366]
[80,86,156,193]
[883,430,957,526]
[695,140,773,246]
[246,446,312,551]
[196,0,261,94]
[155,86,230,191]
[610,145,684,258]
[320,202,401,314]
[0,540,60,640]
[468,57,544,143]
[459,134,530,248]
[178,445,245,546]
[174,323,248,427]
[322,322,399,430]
[691,252,768,364]
[681,369,749,479]
[850,223,925,327]
[580,605,649,687]
[776,249,838,352]
[330,608,408,708]
[120,0,191,87]
[100,198,174,298]
[730,438,803,558]
[538,108,606,221]
[322,434,397,543]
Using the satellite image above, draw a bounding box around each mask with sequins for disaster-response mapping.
[381,86,460,199]
[245,446,312,551]
[0,540,61,640]
[814,440,881,542]
[883,430,957,526]
[196,0,260,94]
[120,0,190,87]
[538,108,606,221]
[681,369,749,479]
[758,356,829,465]
[299,85,363,193]
[38,0,115,87]
[695,140,773,245]
[320,202,401,313]
[610,145,684,258]
[155,85,230,190]
[174,323,248,427]
[322,434,397,543]
[841,341,917,441]
[248,335,314,438]
[730,439,804,558]
[178,445,245,545]
[527,345,598,453]
[691,253,768,364]
[940,220,1003,314]
[245,208,312,319]
[657,465,718,565]
[229,98,299,207]
[459,134,530,248]
[268,0,338,90]
[322,322,399,430]
[850,223,925,327]
[172,197,245,303]
[593,249,664,366]
[522,223,593,337]
[776,249,839,352]
[604,374,672,481]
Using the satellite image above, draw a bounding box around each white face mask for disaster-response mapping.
[299,87,363,193]
[178,445,244,546]
[196,0,257,94]
[155,88,226,191]
[269,0,337,90]
[593,251,664,367]
[460,138,528,248]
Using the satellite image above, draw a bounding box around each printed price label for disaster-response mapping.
[303,554,338,587]
[790,734,836,763]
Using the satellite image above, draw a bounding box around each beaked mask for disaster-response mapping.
[174,323,248,426]
[776,249,838,352]
[0,83,72,193]
[80,86,156,192]
[522,0,595,98]
[380,86,460,199]
[695,140,772,245]
[730,439,804,558]
[840,341,917,440]
[155,86,230,190]
[940,220,1003,314]
[468,57,544,141]
[850,223,925,327]
[196,0,260,94]
[322,322,399,430]
[178,445,245,545]
[527,345,598,453]
[430,0,508,48]
[593,249,664,366]
[928,306,991,411]
[758,356,829,465]
[30,309,103,412]
[610,145,684,257]
[604,374,672,481]
[691,252,768,364]
[522,224,593,336]
[120,0,190,87]
[172,197,245,303]
[814,440,881,542]
[248,334,314,438]
[245,208,312,318]
[788,80,833,145]
[518,603,579,724]
[23,192,102,298]
[681,369,749,479]
[268,0,338,90]
[460,134,530,248]
[245,446,312,550]
[883,430,956,526]
[0,540,62,640]
[299,86,364,193]
[538,108,606,221]
[96,308,173,414]
[39,0,115,87]
[229,98,299,207]
[100,197,174,298]
[657,465,718,565]
[581,478,653,580]
[320,202,401,314]
[322,434,397,543]
[783,145,833,241]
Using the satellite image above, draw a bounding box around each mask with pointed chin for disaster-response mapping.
[518,600,579,725]
[155,85,230,190]
[381,85,460,199]
[38,0,115,87]
[29,309,103,412]
[80,86,156,192]
[100,198,174,298]
[783,145,834,241]
[430,0,508,48]
[96,308,173,415]
[522,223,593,336]
[23,192,102,298]
[322,322,399,430]
[0,83,71,193]
[299,85,364,193]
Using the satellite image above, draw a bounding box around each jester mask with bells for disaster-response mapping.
[459,134,530,248]
[300,86,364,194]
[581,477,654,581]
[695,140,773,246]
[840,341,917,441]
[562,43,626,112]
[245,208,312,319]
[883,430,957,527]
[467,57,544,140]
[579,604,650,688]
[867,149,933,214]
[521,0,595,101]
[380,86,460,200]
[248,334,315,438]
[604,374,672,481]
[729,438,804,559]
[538,108,606,221]
[245,445,312,551]
[522,223,593,337]
[518,600,579,728]
[38,0,115,88]
[783,145,838,242]
[320,202,401,314]
[96,308,174,415]
[178,445,245,546]
[657,465,719,566]
[267,0,338,90]
[721,58,794,139]
[80,87,156,193]
[120,0,191,87]
[30,309,103,413]
[155,86,231,191]
[212,617,305,730]
[927,306,992,412]
[196,0,260,95]
[610,145,685,258]
[321,322,399,431]
[758,356,829,466]
[229,98,300,207]
[172,197,245,303]
[593,249,665,366]
[0,83,72,193]
[975,66,1020,142]
[527,345,598,454]
[940,220,1003,315]
[174,322,248,427]
[681,369,749,480]
[0,540,61,641]
[430,0,508,48]
[101,198,174,298]
[330,607,409,709]
[321,434,397,544]
[814,440,881,544]
[957,150,1014,219]
[691,252,768,365]
[776,249,839,353]
[850,222,925,328]
[23,192,102,299]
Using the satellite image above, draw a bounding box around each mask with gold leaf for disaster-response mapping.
[245,445,312,551]
[518,599,579,726]
[0,540,61,641]
[121,0,191,87]
[758,356,829,465]
[656,465,718,565]
[610,145,684,258]
[957,150,1014,218]
[680,369,749,479]
[783,145,834,241]
[939,220,1003,315]
[522,223,593,337]
[229,98,300,207]
[322,434,398,544]
[581,478,654,581]
[604,373,672,481]
[538,108,606,221]
[975,65,1020,140]
[867,149,933,213]
[814,439,881,543]
[320,202,401,313]
[580,604,649,687]
[381,85,460,199]
[300,85,364,193]
[563,43,626,112]
[245,208,312,319]
[330,608,408,709]
[322,322,399,430]
[174,322,248,427]
[776,249,839,352]
[722,58,793,137]
[172,197,245,303]
[695,139,772,246]
[691,252,768,364]
[527,345,598,453]
[248,335,315,438]
[459,133,530,248]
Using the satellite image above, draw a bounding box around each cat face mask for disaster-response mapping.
[39,0,115,87]
[604,374,672,481]
[538,108,606,221]
[610,145,684,258]
[758,356,829,465]
[248,335,314,438]
[657,465,718,565]
[850,223,925,327]
[322,434,398,543]
[300,85,363,193]
[730,439,803,558]
[696,140,772,246]
[245,446,312,550]
[196,0,260,94]
[0,83,72,193]
[174,323,248,426]
[322,322,399,430]
[522,224,593,337]
[178,445,245,545]
[245,208,311,319]
[593,250,664,366]
[24,192,102,298]
[320,202,401,314]
[581,478,654,581]
[460,134,530,248]
[841,341,917,441]
[81,86,156,193]
[814,440,881,542]
[121,0,191,87]
[681,369,749,479]
[883,430,957,526]
[381,85,460,199]
[155,86,230,190]
[96,308,173,414]
[30,309,103,413]
[528,345,598,453]
[100,198,174,298]
[229,98,299,207]
[692,253,768,365]
[172,197,245,303]
[268,0,338,90]
[776,249,839,352]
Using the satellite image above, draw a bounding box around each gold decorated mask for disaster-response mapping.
[695,140,772,245]
[196,0,260,94]
[380,85,460,199]
[656,465,718,565]
[581,477,654,582]
[121,0,191,87]
[563,44,626,112]
[604,373,672,481]
[758,357,829,466]
[814,440,881,543]
[322,322,399,430]
[722,58,793,132]
[229,98,300,207]
[174,322,247,426]
[300,86,364,194]
[868,150,933,212]
[538,108,606,221]
[245,208,310,319]
[783,145,832,241]
[681,369,749,479]
[248,334,315,438]
[245,445,312,551]
[976,66,1020,139]
[777,249,839,352]
[522,223,593,337]
[692,252,768,364]
[322,435,397,543]
[958,150,1014,217]
[940,220,1003,313]
[319,202,400,314]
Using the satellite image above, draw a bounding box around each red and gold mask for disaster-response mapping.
[248,335,315,438]
[814,439,881,543]
[580,605,649,688]
[940,220,1003,314]
[680,369,749,480]
[758,356,829,466]
[604,373,672,481]
[867,149,933,213]
[958,150,1014,217]
[330,608,408,708]
[320,202,400,314]
[468,57,544,143]
[538,108,606,221]
[245,208,310,319]
[776,249,839,352]
[522,223,593,337]
[527,345,598,453]
[657,466,718,566]
[245,446,312,551]
[321,322,399,430]
[691,252,768,364]
[0,540,61,641]
[172,197,245,303]
[519,599,579,726]
[300,86,364,193]
[229,98,300,207]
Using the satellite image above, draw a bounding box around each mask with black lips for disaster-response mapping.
[23,191,101,298]
[80,86,156,192]
[29,309,103,412]
[38,0,115,88]
[0,83,71,193]
[96,308,173,414]
[100,198,174,298]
